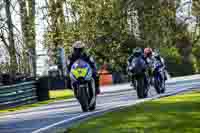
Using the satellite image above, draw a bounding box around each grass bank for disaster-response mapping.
[67,91,200,133]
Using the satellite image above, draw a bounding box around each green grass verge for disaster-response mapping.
[0,89,74,114]
[67,91,200,133]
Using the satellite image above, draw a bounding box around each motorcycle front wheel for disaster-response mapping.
[88,79,97,111]
[77,87,89,112]
[154,73,165,94]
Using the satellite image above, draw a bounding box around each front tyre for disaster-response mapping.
[89,98,96,111]
[154,78,161,94]
[89,79,97,111]
[154,73,165,94]
[160,80,166,94]
[78,87,89,112]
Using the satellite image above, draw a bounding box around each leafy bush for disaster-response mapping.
[192,45,200,73]
[161,47,195,77]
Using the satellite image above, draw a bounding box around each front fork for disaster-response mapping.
[73,83,88,98]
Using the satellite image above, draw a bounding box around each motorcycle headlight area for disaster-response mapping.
[84,69,92,81]
[70,68,92,81]
[71,68,87,78]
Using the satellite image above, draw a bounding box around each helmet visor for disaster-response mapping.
[74,48,84,55]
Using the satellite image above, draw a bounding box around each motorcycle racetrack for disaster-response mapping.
[0,75,200,133]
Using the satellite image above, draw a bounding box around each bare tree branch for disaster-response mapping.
[12,23,21,34]
[0,30,9,50]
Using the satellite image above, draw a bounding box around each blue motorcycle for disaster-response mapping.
[128,57,149,99]
[152,59,166,94]
[70,59,96,112]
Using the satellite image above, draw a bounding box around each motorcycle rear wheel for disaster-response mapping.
[136,77,148,99]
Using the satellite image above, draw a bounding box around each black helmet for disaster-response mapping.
[72,41,86,55]
[133,47,142,57]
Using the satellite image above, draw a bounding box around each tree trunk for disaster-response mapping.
[19,0,30,74]
[48,0,65,63]
[28,0,36,77]
[19,0,36,77]
[4,0,17,77]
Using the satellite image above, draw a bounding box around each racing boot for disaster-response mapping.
[66,77,72,89]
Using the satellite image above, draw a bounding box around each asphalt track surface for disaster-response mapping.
[0,75,200,133]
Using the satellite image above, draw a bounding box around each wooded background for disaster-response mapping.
[0,0,200,79]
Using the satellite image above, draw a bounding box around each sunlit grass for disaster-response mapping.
[49,89,74,100]
[0,89,74,114]
[68,91,200,133]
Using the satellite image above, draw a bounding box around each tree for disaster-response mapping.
[19,0,36,77]
[42,0,198,75]
[62,0,130,71]
[44,0,131,72]
[192,0,200,16]
[2,0,17,77]
[191,0,200,45]
[45,0,66,65]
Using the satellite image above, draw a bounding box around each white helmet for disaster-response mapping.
[72,41,86,49]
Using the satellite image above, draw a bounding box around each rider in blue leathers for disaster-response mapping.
[66,41,100,94]
[127,47,147,86]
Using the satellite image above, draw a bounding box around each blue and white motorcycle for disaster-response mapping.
[152,59,166,94]
[70,59,96,112]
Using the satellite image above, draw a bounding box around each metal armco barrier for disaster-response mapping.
[0,81,38,109]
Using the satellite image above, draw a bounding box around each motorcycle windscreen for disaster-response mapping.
[70,60,92,80]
